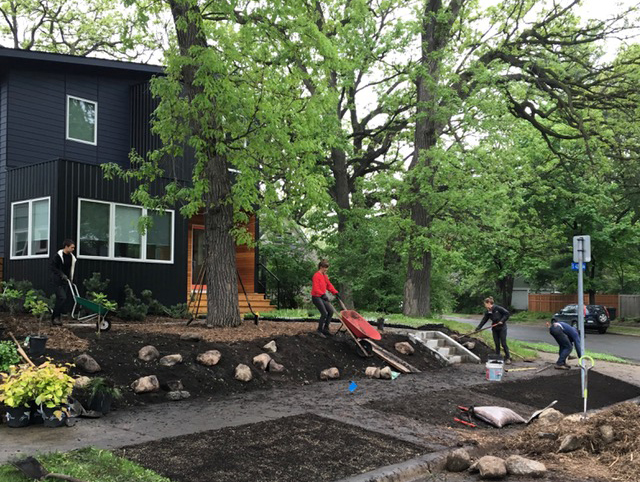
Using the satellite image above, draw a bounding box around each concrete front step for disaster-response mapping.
[407,331,481,365]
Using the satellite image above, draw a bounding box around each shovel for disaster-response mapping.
[526,400,558,424]
[12,456,88,482]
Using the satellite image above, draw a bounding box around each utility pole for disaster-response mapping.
[573,235,591,408]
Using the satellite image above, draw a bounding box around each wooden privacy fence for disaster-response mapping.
[528,294,619,313]
[620,295,640,319]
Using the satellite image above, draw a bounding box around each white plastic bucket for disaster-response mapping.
[486,361,504,381]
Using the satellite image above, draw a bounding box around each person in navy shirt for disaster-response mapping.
[547,320,582,369]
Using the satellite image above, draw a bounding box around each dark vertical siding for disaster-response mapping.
[6,159,187,306]
[4,160,58,287]
[0,75,8,257]
[130,82,161,158]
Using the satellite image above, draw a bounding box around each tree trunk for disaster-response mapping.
[496,275,514,308]
[169,0,241,327]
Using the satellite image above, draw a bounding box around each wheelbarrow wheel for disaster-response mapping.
[359,339,374,357]
[96,318,111,332]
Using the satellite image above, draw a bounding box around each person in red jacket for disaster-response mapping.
[311,260,339,337]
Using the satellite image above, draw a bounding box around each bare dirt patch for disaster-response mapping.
[120,413,427,482]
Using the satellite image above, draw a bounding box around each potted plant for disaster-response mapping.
[86,377,122,414]
[31,362,75,427]
[0,366,34,427]
[24,292,51,357]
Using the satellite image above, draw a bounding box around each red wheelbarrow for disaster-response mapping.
[335,297,420,374]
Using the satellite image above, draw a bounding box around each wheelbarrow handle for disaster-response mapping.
[335,294,348,312]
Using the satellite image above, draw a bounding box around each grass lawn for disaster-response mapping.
[519,341,630,364]
[0,448,170,482]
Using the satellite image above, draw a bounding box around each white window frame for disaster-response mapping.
[10,197,51,260]
[66,95,98,146]
[77,198,174,264]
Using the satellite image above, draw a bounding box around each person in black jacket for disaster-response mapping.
[50,239,76,326]
[476,296,512,364]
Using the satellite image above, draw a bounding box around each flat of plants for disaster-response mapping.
[119,413,427,482]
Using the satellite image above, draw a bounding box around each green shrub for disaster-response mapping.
[165,303,189,319]
[0,341,21,372]
[83,272,110,294]
[117,285,148,321]
[141,290,167,316]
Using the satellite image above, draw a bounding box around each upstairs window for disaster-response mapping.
[11,198,50,259]
[78,199,174,263]
[67,95,97,145]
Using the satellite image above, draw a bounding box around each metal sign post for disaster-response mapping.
[573,235,591,414]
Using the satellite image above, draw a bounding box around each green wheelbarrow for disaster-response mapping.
[67,279,112,332]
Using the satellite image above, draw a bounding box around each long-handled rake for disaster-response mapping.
[12,456,87,482]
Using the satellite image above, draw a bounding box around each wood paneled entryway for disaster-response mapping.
[187,214,274,315]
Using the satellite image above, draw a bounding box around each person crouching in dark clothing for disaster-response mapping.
[547,320,582,369]
[50,239,76,326]
[476,296,512,364]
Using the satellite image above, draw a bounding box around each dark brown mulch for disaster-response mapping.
[476,371,640,413]
[367,386,538,429]
[37,327,441,408]
[119,413,427,482]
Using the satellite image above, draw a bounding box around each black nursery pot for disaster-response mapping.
[88,393,113,415]
[40,406,67,428]
[4,406,31,428]
[28,335,48,357]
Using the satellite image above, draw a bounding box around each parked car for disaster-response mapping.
[551,304,611,334]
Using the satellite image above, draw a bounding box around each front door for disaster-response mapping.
[191,225,206,291]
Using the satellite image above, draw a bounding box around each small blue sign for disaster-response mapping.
[349,381,358,393]
[571,262,586,271]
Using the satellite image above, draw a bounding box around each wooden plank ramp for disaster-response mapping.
[367,340,421,374]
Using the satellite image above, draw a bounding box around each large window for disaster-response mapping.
[66,95,97,145]
[11,198,50,259]
[78,199,174,263]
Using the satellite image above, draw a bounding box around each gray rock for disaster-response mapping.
[74,376,91,389]
[166,390,191,401]
[320,367,340,380]
[365,367,381,379]
[446,448,471,472]
[536,432,558,440]
[138,345,160,362]
[379,367,392,380]
[159,354,183,367]
[268,359,285,373]
[599,424,615,443]
[197,350,222,366]
[536,408,564,424]
[74,353,101,373]
[262,340,277,353]
[235,364,253,382]
[252,353,272,371]
[394,341,415,355]
[180,332,201,342]
[558,434,582,453]
[162,380,184,391]
[463,341,476,350]
[476,456,507,480]
[505,455,547,478]
[131,375,160,394]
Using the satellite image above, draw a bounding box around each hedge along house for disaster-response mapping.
[0,48,272,315]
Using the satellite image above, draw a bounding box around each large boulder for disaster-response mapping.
[235,364,253,382]
[159,354,183,367]
[74,376,91,389]
[446,448,471,472]
[138,345,160,362]
[166,390,191,401]
[599,425,615,443]
[131,375,160,394]
[74,353,101,373]
[473,456,507,480]
[268,360,285,373]
[180,332,201,342]
[379,367,392,380]
[536,408,564,424]
[197,350,222,367]
[505,455,547,478]
[395,341,415,355]
[365,367,381,379]
[320,367,340,381]
[558,434,582,453]
[252,353,272,371]
[262,340,277,353]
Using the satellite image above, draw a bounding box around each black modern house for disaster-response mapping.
[0,48,266,313]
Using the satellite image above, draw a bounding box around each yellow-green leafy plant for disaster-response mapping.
[25,293,51,336]
[0,366,35,408]
[31,362,75,411]
[0,341,21,372]
[88,292,118,312]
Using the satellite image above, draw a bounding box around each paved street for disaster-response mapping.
[444,316,640,363]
